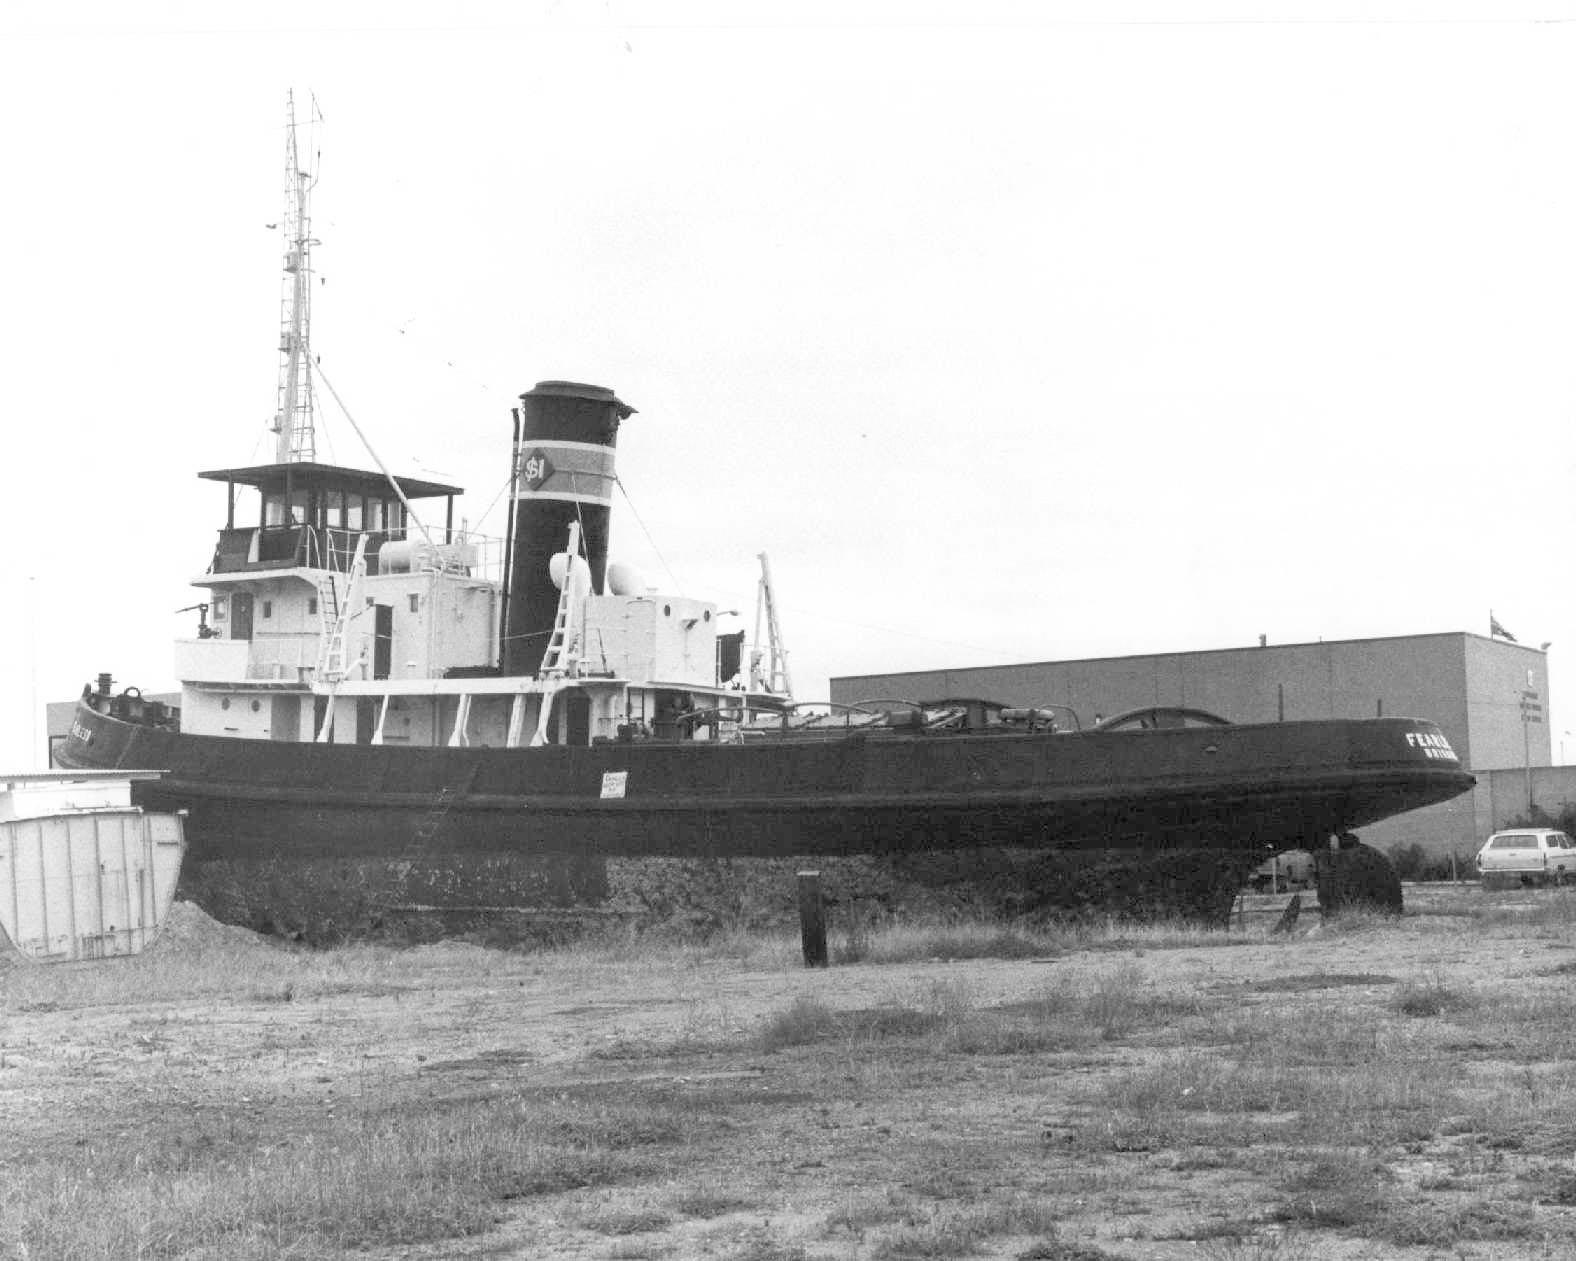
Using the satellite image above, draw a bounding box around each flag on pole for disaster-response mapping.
[1490,613,1517,643]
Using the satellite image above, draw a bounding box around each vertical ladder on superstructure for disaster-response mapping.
[313,571,340,657]
[314,535,369,742]
[538,522,583,679]
[318,534,369,682]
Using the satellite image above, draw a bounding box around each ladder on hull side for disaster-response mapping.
[412,765,479,846]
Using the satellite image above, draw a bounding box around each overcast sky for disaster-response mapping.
[3,1,1575,768]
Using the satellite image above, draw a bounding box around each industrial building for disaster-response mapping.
[832,632,1554,864]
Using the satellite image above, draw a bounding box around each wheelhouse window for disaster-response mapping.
[325,489,345,528]
[367,499,386,532]
[346,495,364,530]
[212,596,228,620]
[263,492,286,527]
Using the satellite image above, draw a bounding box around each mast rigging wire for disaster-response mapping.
[614,474,684,596]
[313,361,436,552]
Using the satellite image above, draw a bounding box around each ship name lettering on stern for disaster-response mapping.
[1405,731,1457,760]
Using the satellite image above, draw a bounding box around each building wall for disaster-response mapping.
[831,632,1544,861]
[836,635,1492,748]
[1463,636,1550,774]
[1480,765,1576,834]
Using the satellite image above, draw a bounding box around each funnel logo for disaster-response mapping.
[518,449,555,492]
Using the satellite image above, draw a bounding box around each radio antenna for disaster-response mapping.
[270,90,321,463]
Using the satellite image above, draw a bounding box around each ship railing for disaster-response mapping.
[367,530,506,583]
[300,526,406,572]
[209,525,505,583]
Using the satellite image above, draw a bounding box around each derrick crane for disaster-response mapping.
[752,551,793,701]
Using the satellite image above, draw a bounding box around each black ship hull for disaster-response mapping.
[58,701,1474,938]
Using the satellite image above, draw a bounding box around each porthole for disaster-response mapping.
[663,604,672,616]
[251,699,262,713]
[221,698,231,711]
[703,610,711,622]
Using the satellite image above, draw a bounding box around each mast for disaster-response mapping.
[270,91,319,464]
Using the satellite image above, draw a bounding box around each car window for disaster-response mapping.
[1490,835,1537,849]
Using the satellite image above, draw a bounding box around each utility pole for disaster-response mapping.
[1519,687,1543,813]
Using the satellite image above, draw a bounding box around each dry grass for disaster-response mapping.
[8,887,1576,1259]
[3,1084,699,1259]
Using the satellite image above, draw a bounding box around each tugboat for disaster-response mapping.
[56,98,1475,939]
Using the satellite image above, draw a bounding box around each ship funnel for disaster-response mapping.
[502,381,635,676]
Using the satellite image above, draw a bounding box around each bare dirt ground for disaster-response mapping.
[5,885,1576,1259]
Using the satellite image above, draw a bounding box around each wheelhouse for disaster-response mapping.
[199,462,461,573]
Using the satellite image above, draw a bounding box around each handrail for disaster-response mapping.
[1093,706,1232,732]
[849,697,926,713]
[212,524,506,582]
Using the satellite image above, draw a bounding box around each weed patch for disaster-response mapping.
[866,1193,1065,1259]
[757,995,842,1049]
[1392,974,1476,1017]
[1239,971,1396,993]
[1271,1153,1395,1229]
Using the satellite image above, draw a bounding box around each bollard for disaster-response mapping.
[797,870,828,968]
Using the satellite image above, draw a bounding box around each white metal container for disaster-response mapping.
[0,771,185,963]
